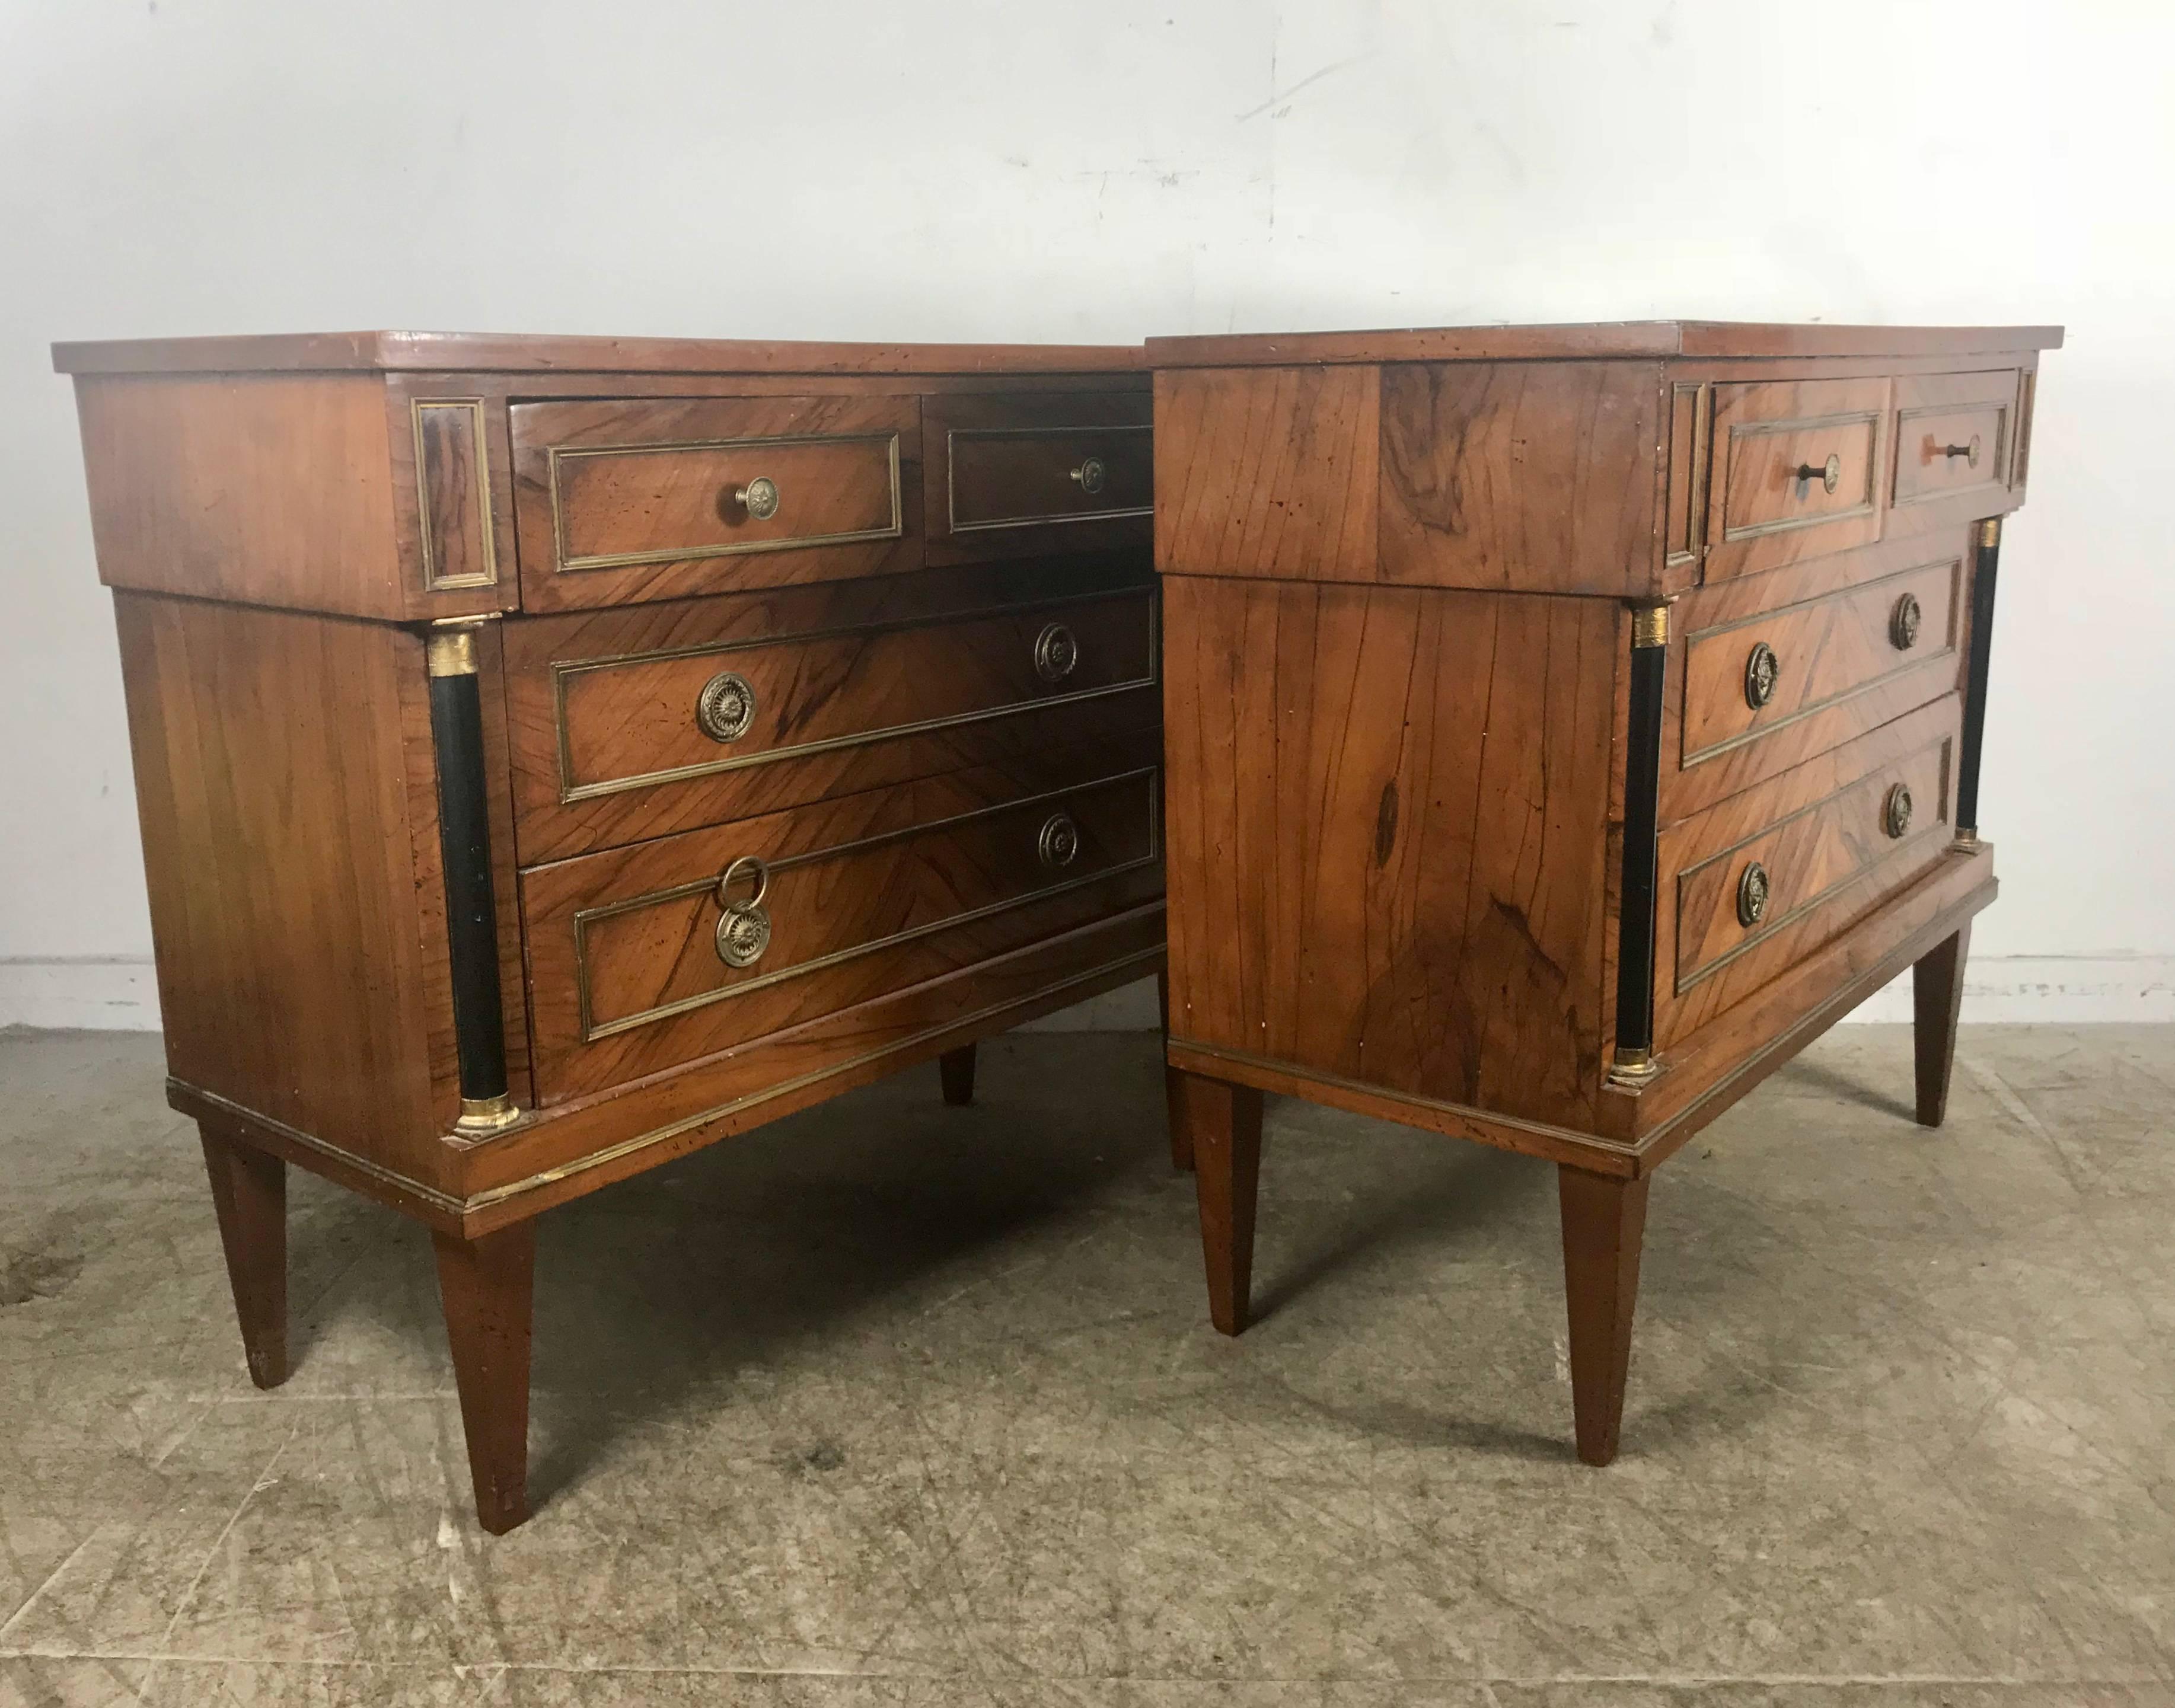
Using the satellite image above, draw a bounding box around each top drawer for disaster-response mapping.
[511,395,921,610]
[1888,369,2018,530]
[924,391,1152,564]
[1702,376,1890,580]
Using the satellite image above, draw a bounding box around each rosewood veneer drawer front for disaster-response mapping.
[1890,370,2017,520]
[1679,557,1958,769]
[508,587,1160,861]
[925,392,1153,563]
[1702,377,1890,580]
[511,395,920,611]
[1657,697,1959,1044]
[522,762,1163,1100]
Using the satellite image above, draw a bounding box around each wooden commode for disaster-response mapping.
[1148,321,2059,1464]
[54,331,1171,1532]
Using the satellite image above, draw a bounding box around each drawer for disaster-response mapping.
[521,762,1164,1100]
[1657,696,1960,1046]
[1889,369,2017,523]
[1679,555,1958,770]
[511,394,920,611]
[505,581,1160,861]
[1701,376,1889,580]
[924,391,1152,563]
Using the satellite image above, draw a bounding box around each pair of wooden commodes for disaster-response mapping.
[55,320,2056,1530]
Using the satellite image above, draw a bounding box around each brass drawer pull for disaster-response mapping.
[1038,812,1081,869]
[1883,783,1914,839]
[1890,592,1922,652]
[1937,435,1982,467]
[1034,621,1080,684]
[730,475,780,521]
[1070,457,1107,496]
[1745,641,1780,710]
[713,855,773,968]
[1737,861,1770,928]
[1794,452,1842,496]
[694,671,757,743]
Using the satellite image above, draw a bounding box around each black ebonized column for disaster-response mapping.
[426,626,516,1131]
[1955,516,2002,841]
[1610,605,1669,1084]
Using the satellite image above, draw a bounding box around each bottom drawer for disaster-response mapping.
[1657,696,1959,1046]
[521,753,1162,1101]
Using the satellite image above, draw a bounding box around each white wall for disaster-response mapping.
[2,0,2168,1030]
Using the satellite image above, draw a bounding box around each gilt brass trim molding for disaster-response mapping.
[570,767,1163,1043]
[547,432,903,573]
[412,398,499,592]
[550,588,1159,804]
[945,424,1155,535]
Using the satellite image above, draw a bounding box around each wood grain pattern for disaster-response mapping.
[1144,323,2062,368]
[114,593,449,1183]
[1887,369,2018,534]
[71,374,426,620]
[499,559,1156,861]
[1162,574,1618,1130]
[1153,366,1379,580]
[1660,534,1970,823]
[521,751,1163,1100]
[55,330,1147,376]
[1377,361,1664,595]
[511,394,922,611]
[924,390,1153,563]
[1178,1072,1264,1335]
[1702,376,1891,580]
[1679,557,1957,764]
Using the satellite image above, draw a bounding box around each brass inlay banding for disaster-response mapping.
[550,589,1157,805]
[412,398,498,592]
[547,430,903,573]
[569,767,1161,1043]
[945,424,1153,535]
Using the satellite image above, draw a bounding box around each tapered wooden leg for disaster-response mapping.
[1558,1165,1650,1467]
[433,1221,536,1534]
[1158,971,1192,1171]
[1913,922,1970,1128]
[939,1042,977,1107]
[1181,1071,1264,1335]
[197,1125,287,1390]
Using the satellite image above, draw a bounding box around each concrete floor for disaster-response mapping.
[0,1026,2169,1707]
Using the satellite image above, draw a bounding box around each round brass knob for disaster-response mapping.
[1745,641,1780,710]
[1884,783,1914,839]
[732,476,780,521]
[1034,622,1080,684]
[1737,861,1771,928]
[1794,452,1842,496]
[1038,812,1080,869]
[694,671,757,743]
[1890,592,1922,652]
[713,855,773,968]
[1070,457,1107,496]
[1938,435,1983,468]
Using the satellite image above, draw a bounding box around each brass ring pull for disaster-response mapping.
[714,855,773,968]
[1794,452,1842,496]
[1038,812,1081,869]
[1070,457,1107,496]
[1737,861,1771,928]
[694,671,757,742]
[731,476,781,521]
[1883,783,1914,839]
[1938,435,1983,468]
[1890,592,1922,652]
[1034,621,1080,684]
[1745,641,1780,710]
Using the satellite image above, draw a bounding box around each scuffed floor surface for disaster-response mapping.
[0,1025,2170,1707]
